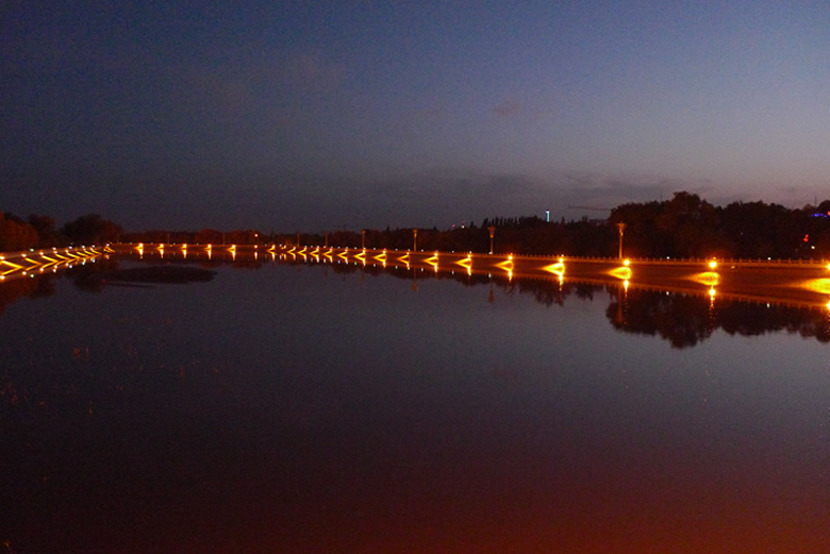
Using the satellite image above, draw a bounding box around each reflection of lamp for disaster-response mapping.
[456,254,473,273]
[494,255,514,281]
[425,252,439,272]
[543,258,565,278]
[615,284,626,324]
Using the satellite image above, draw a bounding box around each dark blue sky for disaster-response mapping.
[3,1,830,232]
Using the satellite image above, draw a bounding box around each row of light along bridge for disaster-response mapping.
[4,243,830,308]
[0,246,109,282]
[127,242,830,308]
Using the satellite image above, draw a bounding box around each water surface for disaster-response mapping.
[1,258,829,553]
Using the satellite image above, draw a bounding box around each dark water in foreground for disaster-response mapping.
[1,258,829,553]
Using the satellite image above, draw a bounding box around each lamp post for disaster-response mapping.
[412,229,418,251]
[361,230,366,249]
[616,222,626,259]
[488,226,496,255]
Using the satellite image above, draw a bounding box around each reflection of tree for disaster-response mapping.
[607,288,830,348]
[67,258,123,293]
[607,289,714,348]
[327,260,830,347]
[0,262,111,315]
[11,252,830,349]
[718,302,830,343]
[0,278,43,316]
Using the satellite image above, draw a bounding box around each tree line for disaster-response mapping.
[0,213,123,252]
[5,191,830,258]
[281,192,830,259]
[608,191,830,259]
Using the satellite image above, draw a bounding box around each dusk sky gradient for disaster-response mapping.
[3,1,830,232]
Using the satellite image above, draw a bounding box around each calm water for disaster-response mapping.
[2,257,829,553]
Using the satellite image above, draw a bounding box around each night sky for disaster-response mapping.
[3,1,830,232]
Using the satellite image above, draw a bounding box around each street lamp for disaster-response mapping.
[616,222,626,259]
[361,230,366,249]
[412,229,418,251]
[488,226,496,255]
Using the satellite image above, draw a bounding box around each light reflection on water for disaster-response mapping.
[1,259,829,553]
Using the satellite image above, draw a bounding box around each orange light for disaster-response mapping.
[495,255,514,272]
[609,266,632,280]
[543,262,565,277]
[455,255,472,271]
[690,271,720,286]
[801,278,830,295]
